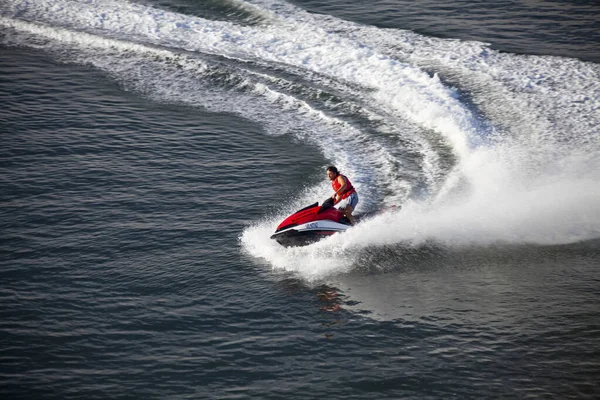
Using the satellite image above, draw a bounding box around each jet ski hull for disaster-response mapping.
[270,220,350,247]
[270,201,351,247]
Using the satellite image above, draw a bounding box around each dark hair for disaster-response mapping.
[326,166,339,175]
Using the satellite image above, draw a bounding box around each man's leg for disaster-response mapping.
[345,205,356,225]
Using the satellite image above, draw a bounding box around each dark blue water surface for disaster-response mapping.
[291,0,600,63]
[1,1,600,399]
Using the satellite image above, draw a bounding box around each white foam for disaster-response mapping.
[3,0,600,279]
[1,0,476,177]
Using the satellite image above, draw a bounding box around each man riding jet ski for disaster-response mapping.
[270,166,359,247]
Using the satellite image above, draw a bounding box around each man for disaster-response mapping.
[327,166,359,225]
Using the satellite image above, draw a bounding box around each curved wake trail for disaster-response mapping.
[2,0,599,278]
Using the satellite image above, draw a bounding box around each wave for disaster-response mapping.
[2,0,599,278]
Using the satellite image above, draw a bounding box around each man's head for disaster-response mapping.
[326,166,339,181]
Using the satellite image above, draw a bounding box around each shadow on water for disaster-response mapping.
[256,237,600,342]
[324,238,600,324]
[348,237,600,277]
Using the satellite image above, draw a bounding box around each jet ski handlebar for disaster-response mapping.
[317,197,335,213]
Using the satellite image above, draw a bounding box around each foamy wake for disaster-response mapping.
[2,0,599,278]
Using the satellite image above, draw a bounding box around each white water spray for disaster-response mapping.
[2,0,599,279]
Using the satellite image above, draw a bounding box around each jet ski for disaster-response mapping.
[270,198,351,247]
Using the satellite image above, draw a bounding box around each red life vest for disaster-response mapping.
[332,175,356,200]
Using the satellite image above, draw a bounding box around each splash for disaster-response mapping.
[2,0,599,278]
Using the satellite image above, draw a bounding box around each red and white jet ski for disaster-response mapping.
[270,198,352,247]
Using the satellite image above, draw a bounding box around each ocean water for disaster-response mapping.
[1,0,599,399]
